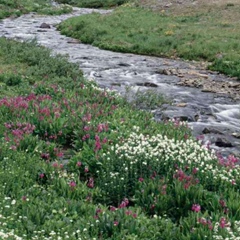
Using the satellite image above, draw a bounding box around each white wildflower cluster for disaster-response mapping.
[213,220,240,240]
[30,229,86,240]
[90,85,120,97]
[109,130,240,184]
[0,210,23,240]
[168,118,189,127]
[0,229,23,240]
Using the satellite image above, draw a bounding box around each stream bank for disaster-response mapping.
[0,8,239,157]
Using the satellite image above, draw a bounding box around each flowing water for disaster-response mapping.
[0,7,239,157]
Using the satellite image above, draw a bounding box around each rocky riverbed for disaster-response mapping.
[0,7,239,158]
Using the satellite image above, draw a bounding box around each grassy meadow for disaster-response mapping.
[0,36,240,240]
[0,0,72,19]
[1,0,240,239]
[58,0,240,79]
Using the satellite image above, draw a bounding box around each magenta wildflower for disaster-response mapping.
[219,199,226,208]
[138,177,144,182]
[87,177,94,188]
[174,168,199,189]
[39,173,45,179]
[41,153,50,160]
[118,198,129,209]
[224,208,229,214]
[76,161,82,167]
[102,137,108,144]
[219,217,228,229]
[110,206,117,211]
[10,145,17,150]
[198,218,213,230]
[86,195,92,202]
[22,196,27,201]
[96,208,102,214]
[208,224,213,230]
[192,204,201,213]
[56,151,64,158]
[231,180,236,185]
[113,221,119,226]
[125,210,132,216]
[161,184,167,195]
[83,125,91,131]
[198,218,207,226]
[69,181,76,190]
[151,204,155,209]
[192,167,198,174]
[196,135,204,141]
[94,135,101,151]
[52,162,58,168]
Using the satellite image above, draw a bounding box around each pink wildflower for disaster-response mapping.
[219,199,226,208]
[52,162,58,168]
[231,180,236,185]
[41,153,50,160]
[191,204,201,213]
[69,181,76,190]
[87,177,94,188]
[39,173,45,179]
[125,210,132,216]
[22,196,27,201]
[96,208,102,214]
[76,161,82,167]
[110,206,117,211]
[219,217,228,229]
[118,198,129,209]
[192,167,198,174]
[138,177,144,182]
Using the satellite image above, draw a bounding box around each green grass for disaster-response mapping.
[0,35,240,239]
[58,4,240,79]
[0,0,72,19]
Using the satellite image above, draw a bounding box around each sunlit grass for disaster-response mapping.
[58,3,240,79]
[0,0,72,19]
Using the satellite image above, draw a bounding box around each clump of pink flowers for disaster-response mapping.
[192,204,201,213]
[69,181,77,190]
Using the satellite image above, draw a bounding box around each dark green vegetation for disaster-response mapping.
[0,0,72,19]
[1,37,240,239]
[58,3,240,79]
[55,0,129,8]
